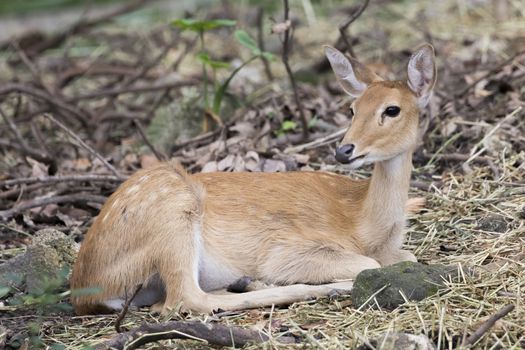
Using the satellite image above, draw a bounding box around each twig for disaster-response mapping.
[0,107,51,164]
[69,78,197,101]
[0,194,107,220]
[115,284,143,333]
[99,320,296,349]
[281,0,309,141]
[12,41,55,96]
[133,119,166,161]
[338,0,370,57]
[462,304,515,346]
[455,49,525,99]
[256,7,274,81]
[42,113,124,179]
[0,83,89,127]
[284,128,346,153]
[21,0,154,56]
[0,174,124,188]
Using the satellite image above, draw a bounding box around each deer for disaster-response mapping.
[70,43,436,315]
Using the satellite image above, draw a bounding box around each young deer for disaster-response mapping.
[70,43,436,315]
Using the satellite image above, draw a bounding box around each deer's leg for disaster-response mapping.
[257,240,381,285]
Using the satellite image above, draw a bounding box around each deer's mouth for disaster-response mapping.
[345,154,367,165]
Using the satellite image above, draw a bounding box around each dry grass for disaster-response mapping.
[0,0,524,349]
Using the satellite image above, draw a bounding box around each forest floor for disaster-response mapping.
[0,0,524,349]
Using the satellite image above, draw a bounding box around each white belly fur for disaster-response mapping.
[198,246,240,292]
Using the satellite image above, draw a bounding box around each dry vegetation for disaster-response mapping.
[0,0,524,349]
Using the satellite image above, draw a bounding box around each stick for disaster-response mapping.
[43,113,124,179]
[20,0,154,56]
[0,83,89,127]
[69,79,197,101]
[99,320,296,349]
[284,128,346,153]
[0,174,124,188]
[338,0,370,57]
[462,304,515,346]
[133,119,166,161]
[115,284,143,333]
[0,107,51,164]
[281,0,309,141]
[0,194,107,220]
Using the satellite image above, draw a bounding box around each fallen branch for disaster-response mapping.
[0,174,124,188]
[284,128,346,154]
[0,83,89,126]
[462,304,515,347]
[43,113,124,179]
[0,194,107,220]
[99,320,295,349]
[19,0,154,56]
[281,0,309,141]
[69,79,197,101]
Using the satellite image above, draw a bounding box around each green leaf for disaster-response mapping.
[262,51,274,61]
[197,53,230,69]
[234,30,260,55]
[281,120,297,131]
[212,56,258,114]
[0,286,10,298]
[172,18,236,32]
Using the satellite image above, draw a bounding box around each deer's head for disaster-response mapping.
[325,44,436,168]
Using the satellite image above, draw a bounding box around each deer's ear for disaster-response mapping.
[324,45,382,98]
[407,44,437,108]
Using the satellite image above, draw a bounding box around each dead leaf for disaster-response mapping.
[202,161,218,173]
[140,153,160,169]
[28,158,48,178]
[244,151,260,172]
[271,20,291,34]
[218,154,235,171]
[74,157,92,171]
[262,159,286,173]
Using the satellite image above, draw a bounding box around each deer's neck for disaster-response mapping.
[359,151,413,252]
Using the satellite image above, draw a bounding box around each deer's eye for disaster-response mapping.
[349,107,354,117]
[383,106,400,117]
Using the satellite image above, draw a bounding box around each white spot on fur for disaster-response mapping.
[126,185,140,195]
[102,213,109,222]
[138,175,150,183]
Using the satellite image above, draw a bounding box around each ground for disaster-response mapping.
[0,0,524,349]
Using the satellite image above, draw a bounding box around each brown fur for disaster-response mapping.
[70,44,436,314]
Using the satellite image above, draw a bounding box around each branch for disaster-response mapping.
[462,304,515,346]
[115,284,143,333]
[0,174,124,188]
[0,194,107,220]
[281,0,309,141]
[99,320,296,349]
[338,0,370,57]
[20,0,154,56]
[43,113,124,179]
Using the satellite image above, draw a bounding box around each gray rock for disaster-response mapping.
[0,229,78,295]
[358,332,435,350]
[351,261,456,310]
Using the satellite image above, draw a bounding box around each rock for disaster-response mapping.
[0,229,78,295]
[476,215,507,233]
[351,261,456,310]
[358,332,435,350]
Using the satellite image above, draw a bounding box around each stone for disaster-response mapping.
[358,332,435,350]
[351,261,456,310]
[0,229,78,295]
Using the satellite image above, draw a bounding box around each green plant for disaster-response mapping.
[172,19,274,120]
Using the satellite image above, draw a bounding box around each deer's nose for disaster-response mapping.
[335,144,355,163]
